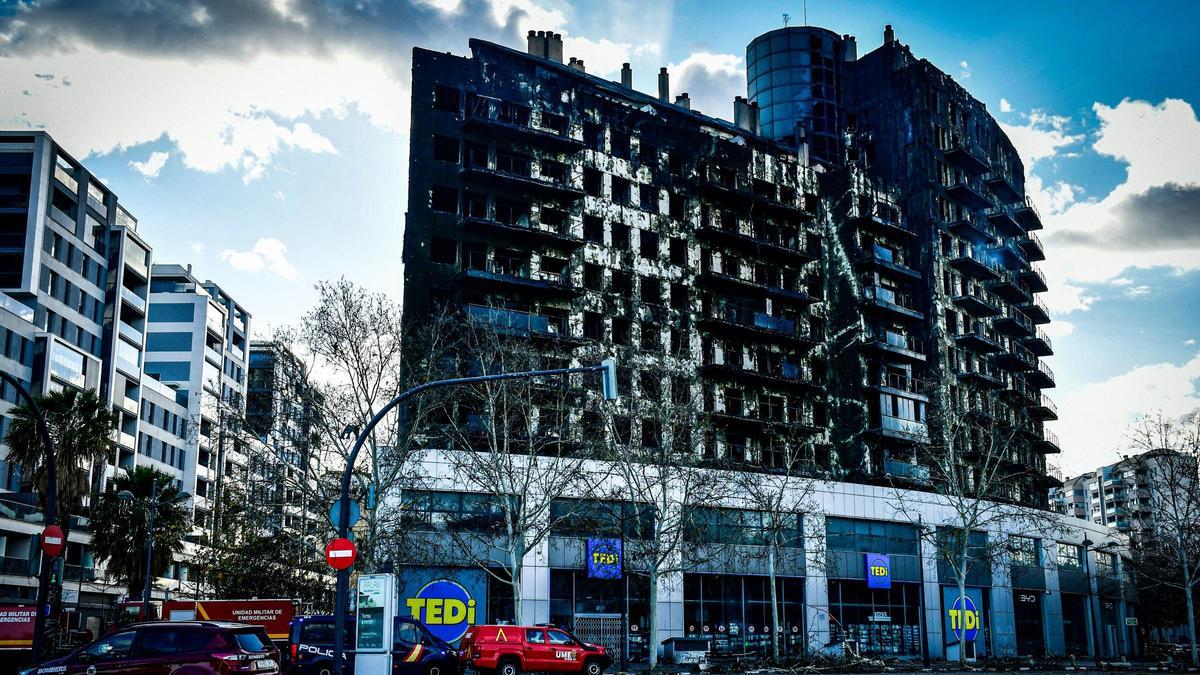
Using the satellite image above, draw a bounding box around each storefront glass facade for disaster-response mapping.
[550,569,651,662]
[1061,593,1089,656]
[684,573,806,656]
[828,579,923,657]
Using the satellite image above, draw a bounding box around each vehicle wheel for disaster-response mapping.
[316,662,334,675]
[426,665,442,675]
[497,658,521,675]
[584,659,603,675]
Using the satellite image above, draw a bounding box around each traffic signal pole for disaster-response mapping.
[331,359,618,675]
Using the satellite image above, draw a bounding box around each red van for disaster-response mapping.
[458,625,609,675]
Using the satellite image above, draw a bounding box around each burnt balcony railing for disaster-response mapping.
[1017,296,1051,325]
[1019,263,1049,293]
[1023,327,1053,357]
[1029,360,1056,389]
[953,324,1003,353]
[1037,427,1061,454]
[1031,394,1059,421]
[948,246,1003,281]
[863,285,923,321]
[944,175,993,210]
[864,327,925,362]
[1015,196,1043,230]
[852,202,914,238]
[1019,231,1046,262]
[948,213,997,244]
[943,137,992,175]
[984,205,1024,237]
[877,416,929,442]
[883,457,932,483]
[951,285,1001,317]
[993,305,1034,338]
[983,171,1022,203]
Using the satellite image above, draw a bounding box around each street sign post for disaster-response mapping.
[328,500,361,530]
[325,538,357,571]
[40,525,65,558]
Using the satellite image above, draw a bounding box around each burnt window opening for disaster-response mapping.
[670,327,684,353]
[432,134,460,163]
[613,415,632,444]
[780,185,796,206]
[639,230,659,259]
[540,159,568,184]
[584,122,604,151]
[611,271,633,297]
[638,142,659,168]
[463,191,488,219]
[752,178,776,201]
[496,100,531,126]
[639,184,659,212]
[611,222,631,250]
[541,111,567,135]
[640,371,662,399]
[668,152,684,176]
[583,168,602,197]
[541,256,568,279]
[613,317,632,346]
[434,85,460,113]
[611,177,631,206]
[540,207,567,231]
[669,238,687,266]
[430,186,457,213]
[495,199,530,226]
[611,130,632,160]
[583,312,603,340]
[670,283,688,310]
[583,215,604,243]
[464,142,488,168]
[430,237,457,265]
[640,322,661,352]
[669,193,687,220]
[583,263,603,291]
[640,276,662,305]
[463,243,487,271]
[496,151,532,177]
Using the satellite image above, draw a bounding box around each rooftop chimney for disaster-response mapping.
[568,57,586,73]
[527,30,547,58]
[884,24,895,45]
[843,34,858,61]
[658,67,669,102]
[734,96,759,133]
[675,92,691,110]
[621,62,633,88]
[548,32,563,63]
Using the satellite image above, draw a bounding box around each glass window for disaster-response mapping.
[1056,543,1082,569]
[395,621,421,646]
[525,629,545,644]
[138,628,181,655]
[148,302,196,323]
[1010,536,1040,567]
[144,361,190,382]
[84,631,135,660]
[48,341,86,387]
[232,629,271,652]
[547,629,572,645]
[146,331,192,352]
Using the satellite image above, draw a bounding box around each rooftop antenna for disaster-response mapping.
[804,0,808,25]
[783,13,790,27]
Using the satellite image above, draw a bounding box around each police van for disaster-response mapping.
[286,615,458,675]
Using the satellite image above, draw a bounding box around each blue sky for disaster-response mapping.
[2,0,1199,475]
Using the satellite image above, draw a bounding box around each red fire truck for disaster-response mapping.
[114,599,297,641]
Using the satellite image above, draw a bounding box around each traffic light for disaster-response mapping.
[601,357,618,401]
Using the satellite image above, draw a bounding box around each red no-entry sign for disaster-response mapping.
[41,525,64,558]
[325,538,357,570]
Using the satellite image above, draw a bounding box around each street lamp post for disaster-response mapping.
[1081,538,1117,667]
[119,482,190,622]
[0,372,59,665]
[331,358,618,675]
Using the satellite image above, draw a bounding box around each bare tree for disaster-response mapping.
[430,310,603,623]
[1126,412,1200,665]
[731,426,822,663]
[891,382,1062,664]
[598,364,723,669]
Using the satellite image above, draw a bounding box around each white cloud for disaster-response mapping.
[1109,277,1133,286]
[1123,284,1151,298]
[1043,320,1075,339]
[186,240,205,255]
[0,47,403,182]
[959,60,971,79]
[667,52,744,120]
[1186,338,1197,346]
[489,0,567,35]
[1057,352,1200,473]
[564,36,660,77]
[219,237,301,280]
[129,151,169,178]
[999,98,1013,113]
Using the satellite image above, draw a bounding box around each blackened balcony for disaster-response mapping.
[1017,296,1051,324]
[857,246,921,280]
[993,240,1028,270]
[883,457,932,484]
[987,271,1028,304]
[455,266,581,299]
[703,408,823,435]
[1004,376,1038,405]
[699,169,753,209]
[460,216,584,249]
[696,221,819,265]
[1018,231,1046,262]
[852,203,914,239]
[700,356,821,393]
[1036,427,1061,454]
[948,214,996,244]
[871,415,929,443]
[983,171,1022,203]
[862,285,923,321]
[992,343,1037,372]
[698,306,819,349]
[984,205,1024,237]
[993,306,1034,338]
[948,246,1003,281]
[957,367,1006,389]
[696,271,815,305]
[1023,327,1053,357]
[943,138,992,176]
[870,371,929,400]
[1028,360,1056,389]
[944,176,993,210]
[953,325,1003,353]
[951,286,1001,318]
[1015,196,1043,231]
[1031,394,1059,421]
[750,184,814,219]
[462,109,585,152]
[1019,264,1049,293]
[459,165,584,201]
[863,328,926,362]
[463,304,581,344]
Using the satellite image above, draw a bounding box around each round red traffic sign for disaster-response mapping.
[325,537,357,570]
[41,524,65,557]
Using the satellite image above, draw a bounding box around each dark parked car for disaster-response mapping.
[286,615,457,675]
[21,621,280,675]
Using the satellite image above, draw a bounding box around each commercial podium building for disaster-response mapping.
[400,23,1131,662]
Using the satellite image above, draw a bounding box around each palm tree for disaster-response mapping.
[89,467,191,598]
[4,387,118,528]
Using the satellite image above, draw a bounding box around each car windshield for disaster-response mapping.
[233,629,271,652]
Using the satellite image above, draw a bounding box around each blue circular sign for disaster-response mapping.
[950,595,980,642]
[407,579,476,643]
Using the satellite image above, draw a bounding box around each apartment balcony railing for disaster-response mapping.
[948,214,996,244]
[987,270,1029,303]
[944,175,993,211]
[1023,327,1053,357]
[460,214,584,249]
[864,328,925,362]
[1017,295,1051,324]
[852,203,914,239]
[951,285,1001,317]
[984,205,1024,237]
[993,305,1034,338]
[877,372,926,396]
[953,324,1003,353]
[700,356,819,393]
[993,342,1037,372]
[0,292,35,324]
[983,171,1022,203]
[858,247,921,279]
[1015,196,1043,231]
[877,415,929,442]
[699,306,817,348]
[1038,427,1061,454]
[957,366,1006,389]
[118,321,142,346]
[862,285,923,321]
[1019,231,1046,262]
[455,265,580,299]
[696,220,818,264]
[112,429,137,450]
[943,138,992,176]
[204,345,223,366]
[465,304,576,342]
[1018,263,1049,294]
[63,564,98,582]
[459,164,585,201]
[54,163,78,194]
[884,458,932,483]
[948,246,1003,281]
[1029,360,1056,389]
[462,103,584,152]
[696,270,813,305]
[0,555,33,576]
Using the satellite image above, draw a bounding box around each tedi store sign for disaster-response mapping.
[405,579,477,643]
[587,538,623,579]
[864,552,891,589]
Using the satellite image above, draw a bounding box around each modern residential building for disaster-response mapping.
[398,26,1126,663]
[1051,448,1200,535]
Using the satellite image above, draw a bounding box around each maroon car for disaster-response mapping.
[23,621,280,674]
